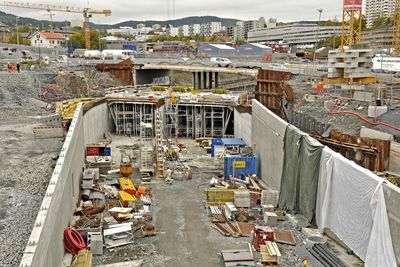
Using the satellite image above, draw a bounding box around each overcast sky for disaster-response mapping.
[1,0,345,24]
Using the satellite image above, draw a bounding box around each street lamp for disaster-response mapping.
[16,16,20,49]
[313,8,323,77]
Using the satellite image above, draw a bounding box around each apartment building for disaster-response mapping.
[366,0,396,28]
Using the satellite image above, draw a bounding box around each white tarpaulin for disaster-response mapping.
[316,147,396,267]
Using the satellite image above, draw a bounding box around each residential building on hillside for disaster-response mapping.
[179,25,190,36]
[30,31,66,48]
[189,24,201,36]
[166,21,222,37]
[228,17,267,42]
[366,0,395,28]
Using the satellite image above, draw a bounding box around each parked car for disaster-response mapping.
[269,63,288,71]
[210,57,232,67]
[57,55,68,63]
[21,50,33,59]
[39,55,49,64]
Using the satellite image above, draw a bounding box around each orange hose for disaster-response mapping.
[328,110,400,132]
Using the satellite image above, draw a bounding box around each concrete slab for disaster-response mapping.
[33,126,64,139]
[368,105,388,118]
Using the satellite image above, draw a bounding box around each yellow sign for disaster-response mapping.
[233,161,246,168]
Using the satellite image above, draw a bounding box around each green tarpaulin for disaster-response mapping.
[278,124,323,223]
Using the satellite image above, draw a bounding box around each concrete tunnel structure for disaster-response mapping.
[19,96,400,266]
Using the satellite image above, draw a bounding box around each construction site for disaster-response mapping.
[0,0,400,267]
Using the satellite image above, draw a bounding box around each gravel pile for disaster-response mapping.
[0,71,62,266]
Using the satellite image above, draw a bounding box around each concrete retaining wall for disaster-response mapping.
[83,102,111,146]
[383,183,400,264]
[252,100,288,190]
[20,104,85,267]
[234,109,252,146]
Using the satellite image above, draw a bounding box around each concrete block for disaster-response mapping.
[264,212,277,226]
[262,204,274,213]
[33,126,64,139]
[234,190,251,208]
[261,189,279,207]
[88,232,103,255]
[302,227,323,238]
[303,94,319,103]
[360,127,394,141]
[368,105,388,118]
[324,100,334,110]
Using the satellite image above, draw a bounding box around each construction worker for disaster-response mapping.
[165,167,173,183]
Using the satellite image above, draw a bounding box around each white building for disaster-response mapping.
[210,22,222,34]
[170,27,179,37]
[366,0,395,29]
[179,25,190,36]
[190,24,201,36]
[247,22,342,48]
[30,31,66,48]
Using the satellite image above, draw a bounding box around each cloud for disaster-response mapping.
[0,0,344,24]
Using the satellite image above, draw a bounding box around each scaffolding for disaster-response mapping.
[108,102,154,135]
[109,101,234,138]
[155,108,164,178]
[393,0,400,55]
[139,123,155,176]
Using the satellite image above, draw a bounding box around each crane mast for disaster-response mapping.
[0,1,111,49]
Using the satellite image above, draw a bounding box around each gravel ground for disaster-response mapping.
[92,137,327,267]
[0,71,62,267]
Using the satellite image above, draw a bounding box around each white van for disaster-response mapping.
[84,50,101,59]
[101,50,135,61]
[210,57,232,67]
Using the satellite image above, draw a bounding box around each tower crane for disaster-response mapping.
[340,0,363,50]
[393,0,400,55]
[0,1,111,49]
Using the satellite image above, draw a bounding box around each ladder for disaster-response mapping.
[155,108,164,178]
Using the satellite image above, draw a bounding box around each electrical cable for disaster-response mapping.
[64,227,86,254]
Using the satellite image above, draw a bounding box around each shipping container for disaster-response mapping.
[211,138,247,158]
[224,156,257,179]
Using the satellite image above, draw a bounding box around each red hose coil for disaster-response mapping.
[64,227,86,254]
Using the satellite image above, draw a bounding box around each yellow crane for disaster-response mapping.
[0,1,111,49]
[340,0,363,50]
[393,0,400,55]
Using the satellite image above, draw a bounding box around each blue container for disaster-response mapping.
[211,138,223,157]
[224,156,257,180]
[104,147,111,156]
[123,44,138,52]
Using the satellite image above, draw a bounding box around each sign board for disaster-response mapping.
[233,161,246,168]
[344,0,362,11]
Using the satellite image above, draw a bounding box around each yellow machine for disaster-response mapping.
[118,191,137,207]
[119,177,136,195]
[61,98,92,120]
[120,150,133,177]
